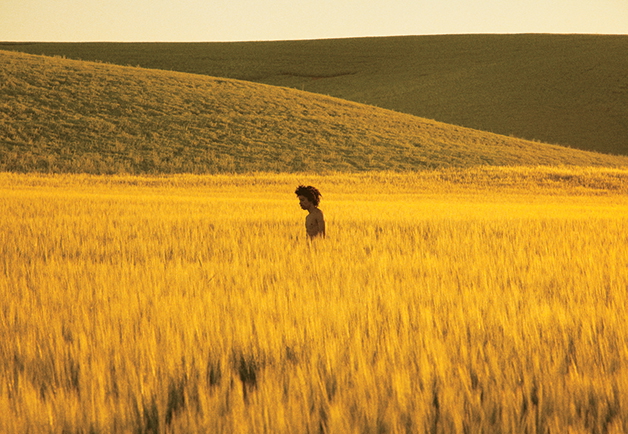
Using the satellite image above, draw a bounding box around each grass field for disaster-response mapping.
[2,167,628,433]
[4,34,627,155]
[3,49,627,175]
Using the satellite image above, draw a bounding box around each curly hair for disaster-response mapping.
[295,185,322,206]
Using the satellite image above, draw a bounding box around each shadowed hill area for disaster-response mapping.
[3,34,627,156]
[1,50,627,174]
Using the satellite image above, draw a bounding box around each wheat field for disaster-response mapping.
[1,168,628,433]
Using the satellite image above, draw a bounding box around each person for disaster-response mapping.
[295,185,326,239]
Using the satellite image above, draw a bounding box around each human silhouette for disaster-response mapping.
[295,185,326,239]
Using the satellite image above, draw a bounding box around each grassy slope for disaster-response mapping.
[2,50,627,174]
[3,34,627,156]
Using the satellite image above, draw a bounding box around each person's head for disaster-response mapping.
[295,185,322,209]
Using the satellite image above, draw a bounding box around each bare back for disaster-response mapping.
[305,208,325,238]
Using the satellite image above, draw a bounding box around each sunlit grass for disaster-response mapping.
[1,168,628,433]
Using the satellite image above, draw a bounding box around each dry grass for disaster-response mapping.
[3,49,628,175]
[4,34,628,155]
[1,168,628,433]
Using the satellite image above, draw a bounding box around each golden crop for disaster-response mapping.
[1,168,627,433]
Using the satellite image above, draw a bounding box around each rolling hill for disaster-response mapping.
[1,50,627,174]
[3,34,627,156]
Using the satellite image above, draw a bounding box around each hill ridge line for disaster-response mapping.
[1,49,627,174]
[5,34,626,155]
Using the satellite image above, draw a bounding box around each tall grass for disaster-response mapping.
[1,169,628,433]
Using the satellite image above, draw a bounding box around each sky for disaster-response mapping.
[2,0,628,42]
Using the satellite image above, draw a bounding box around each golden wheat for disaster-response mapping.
[1,169,627,433]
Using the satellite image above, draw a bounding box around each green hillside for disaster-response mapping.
[3,34,627,155]
[1,50,626,174]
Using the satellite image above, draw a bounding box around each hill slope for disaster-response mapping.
[1,50,626,174]
[3,34,627,156]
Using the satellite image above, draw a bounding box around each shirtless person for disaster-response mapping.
[295,185,326,239]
